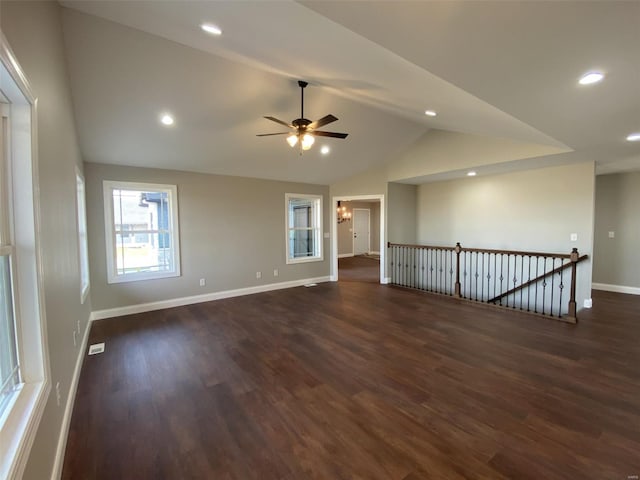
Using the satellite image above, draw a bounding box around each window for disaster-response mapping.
[1,38,49,480]
[76,170,90,302]
[103,181,181,283]
[285,193,323,264]
[0,104,19,417]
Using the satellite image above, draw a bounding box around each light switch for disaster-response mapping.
[608,231,615,238]
[570,233,578,241]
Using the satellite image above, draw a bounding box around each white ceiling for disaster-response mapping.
[60,0,640,184]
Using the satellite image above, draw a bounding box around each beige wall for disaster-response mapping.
[593,172,640,288]
[0,2,92,479]
[337,201,381,255]
[388,182,417,245]
[85,163,330,311]
[416,162,595,308]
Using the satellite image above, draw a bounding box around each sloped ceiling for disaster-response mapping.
[60,1,640,184]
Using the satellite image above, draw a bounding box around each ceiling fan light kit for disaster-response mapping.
[257,80,348,153]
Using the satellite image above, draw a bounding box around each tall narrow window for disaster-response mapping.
[103,181,180,283]
[0,104,19,417]
[2,35,49,479]
[76,170,90,302]
[285,193,323,264]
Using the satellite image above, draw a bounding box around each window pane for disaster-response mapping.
[289,229,315,258]
[113,189,169,234]
[115,232,172,275]
[0,254,19,413]
[288,199,313,229]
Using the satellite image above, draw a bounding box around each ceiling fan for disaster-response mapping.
[257,80,348,151]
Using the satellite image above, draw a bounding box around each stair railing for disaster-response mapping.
[388,242,587,323]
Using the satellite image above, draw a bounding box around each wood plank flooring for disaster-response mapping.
[338,255,380,283]
[62,284,640,479]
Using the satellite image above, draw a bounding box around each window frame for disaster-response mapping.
[285,193,323,264]
[0,35,51,480]
[103,180,181,284]
[75,169,90,302]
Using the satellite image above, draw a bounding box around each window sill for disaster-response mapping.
[107,270,180,284]
[286,256,324,265]
[0,380,49,480]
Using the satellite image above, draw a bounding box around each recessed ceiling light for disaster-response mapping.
[467,171,477,177]
[578,71,604,85]
[160,114,174,126]
[626,133,640,142]
[201,23,222,36]
[320,145,330,155]
[424,110,437,117]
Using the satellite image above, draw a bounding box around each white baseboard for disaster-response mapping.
[369,251,380,255]
[381,277,392,285]
[50,315,91,480]
[338,253,354,258]
[90,276,331,321]
[592,283,640,295]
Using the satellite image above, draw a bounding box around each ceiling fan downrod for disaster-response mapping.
[298,80,308,120]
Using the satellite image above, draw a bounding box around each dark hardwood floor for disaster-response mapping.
[62,285,640,479]
[338,255,380,283]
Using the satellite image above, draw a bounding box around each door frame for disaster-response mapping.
[352,208,371,255]
[331,194,385,284]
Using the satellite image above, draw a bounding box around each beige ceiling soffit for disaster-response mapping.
[386,129,572,183]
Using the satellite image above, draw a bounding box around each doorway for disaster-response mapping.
[332,195,385,284]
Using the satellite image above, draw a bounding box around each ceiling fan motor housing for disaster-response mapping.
[292,118,312,130]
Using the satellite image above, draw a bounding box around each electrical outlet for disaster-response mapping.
[199,278,206,287]
[273,269,278,277]
[256,271,262,279]
[608,231,615,238]
[55,382,61,407]
[73,330,77,347]
[570,233,578,242]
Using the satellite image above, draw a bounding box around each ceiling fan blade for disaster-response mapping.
[312,130,349,139]
[264,116,293,128]
[308,114,338,130]
[256,132,290,136]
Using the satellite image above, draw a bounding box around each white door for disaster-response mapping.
[353,208,370,255]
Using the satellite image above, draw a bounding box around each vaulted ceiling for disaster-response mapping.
[60,1,640,184]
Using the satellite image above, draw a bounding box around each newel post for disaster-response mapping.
[454,242,462,297]
[567,247,579,322]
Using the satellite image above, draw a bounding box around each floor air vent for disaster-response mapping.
[88,342,105,355]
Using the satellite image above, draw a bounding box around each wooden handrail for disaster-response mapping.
[388,242,572,259]
[488,254,588,303]
[387,242,455,251]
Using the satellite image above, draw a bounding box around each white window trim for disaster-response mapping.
[103,180,181,284]
[0,33,51,480]
[75,168,90,303]
[285,193,323,265]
